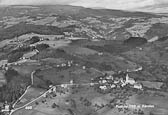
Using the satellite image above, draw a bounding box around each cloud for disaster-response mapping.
[134,0,168,13]
[154,0,168,4]
[70,0,156,10]
[0,0,168,10]
[0,0,76,5]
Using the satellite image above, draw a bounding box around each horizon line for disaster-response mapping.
[0,4,162,14]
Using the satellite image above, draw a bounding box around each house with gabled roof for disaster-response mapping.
[125,74,136,85]
[134,83,143,90]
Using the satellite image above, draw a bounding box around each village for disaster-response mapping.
[92,72,143,92]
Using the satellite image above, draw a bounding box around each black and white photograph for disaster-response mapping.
[0,0,168,115]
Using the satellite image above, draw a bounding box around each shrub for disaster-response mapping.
[123,37,147,46]
[25,36,40,44]
[52,103,57,108]
[8,52,24,63]
[36,44,49,51]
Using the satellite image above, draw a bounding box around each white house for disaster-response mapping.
[4,67,9,71]
[53,87,56,92]
[121,79,127,87]
[90,83,95,86]
[100,77,103,80]
[25,106,32,110]
[106,75,113,80]
[98,52,103,56]
[134,83,142,89]
[82,66,86,70]
[102,80,107,84]
[20,57,26,60]
[61,84,68,88]
[61,63,66,67]
[56,65,60,67]
[68,61,71,67]
[1,104,10,112]
[43,93,47,97]
[68,64,71,67]
[110,84,116,88]
[99,85,107,90]
[30,44,36,47]
[70,80,73,84]
[48,89,52,93]
[121,83,127,87]
[125,74,136,85]
[75,64,79,66]
[114,80,119,84]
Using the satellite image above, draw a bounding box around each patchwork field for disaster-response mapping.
[61,46,98,56]
[28,17,57,26]
[34,65,102,86]
[12,61,41,77]
[34,40,71,49]
[139,81,163,89]
[81,53,138,71]
[40,58,67,65]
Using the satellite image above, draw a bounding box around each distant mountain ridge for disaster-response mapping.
[0,5,167,41]
[2,5,159,17]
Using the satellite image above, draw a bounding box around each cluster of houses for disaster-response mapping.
[56,60,73,68]
[43,79,74,98]
[95,73,143,91]
[98,52,103,56]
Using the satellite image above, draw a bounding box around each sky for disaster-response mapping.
[0,0,168,11]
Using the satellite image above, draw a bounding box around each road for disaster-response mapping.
[9,86,54,115]
[31,71,35,85]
